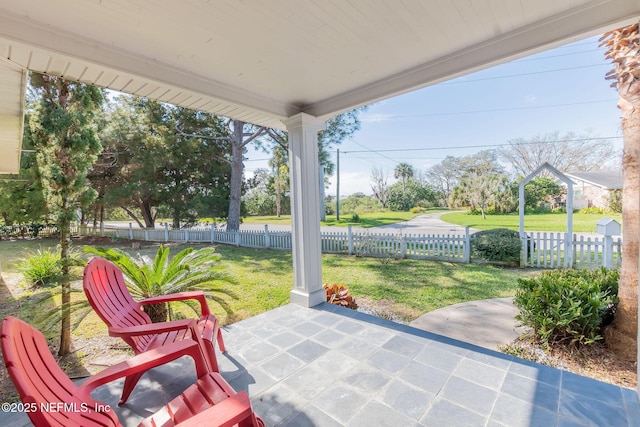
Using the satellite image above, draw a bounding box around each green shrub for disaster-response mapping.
[409,206,426,214]
[579,207,607,214]
[17,247,63,286]
[514,268,619,346]
[470,228,521,262]
[351,213,361,223]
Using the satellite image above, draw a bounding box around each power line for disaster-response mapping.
[341,136,622,154]
[441,63,609,85]
[360,99,616,121]
[512,48,601,63]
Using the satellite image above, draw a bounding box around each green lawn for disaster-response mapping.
[441,211,622,233]
[243,210,446,228]
[1,237,532,327]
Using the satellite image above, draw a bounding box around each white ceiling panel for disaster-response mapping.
[0,0,637,174]
[0,59,26,174]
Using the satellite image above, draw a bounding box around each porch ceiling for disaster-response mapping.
[0,0,639,173]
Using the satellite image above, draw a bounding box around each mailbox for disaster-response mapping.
[596,218,621,236]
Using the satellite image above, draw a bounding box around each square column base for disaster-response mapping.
[290,288,326,308]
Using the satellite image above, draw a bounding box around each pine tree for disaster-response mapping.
[28,73,104,355]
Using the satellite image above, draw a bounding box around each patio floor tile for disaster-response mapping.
[3,303,638,427]
[420,397,488,426]
[438,375,498,416]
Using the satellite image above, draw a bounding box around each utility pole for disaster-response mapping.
[336,148,340,220]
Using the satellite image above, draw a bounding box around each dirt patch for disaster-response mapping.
[501,338,637,389]
[356,297,421,324]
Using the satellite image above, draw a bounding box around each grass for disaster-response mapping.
[441,211,623,233]
[243,210,446,228]
[0,236,531,402]
[0,237,532,328]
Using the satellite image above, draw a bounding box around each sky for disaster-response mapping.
[244,35,624,197]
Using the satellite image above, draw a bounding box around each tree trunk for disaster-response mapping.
[58,218,71,356]
[121,206,146,229]
[141,200,155,228]
[227,121,245,232]
[606,90,639,360]
[143,303,168,323]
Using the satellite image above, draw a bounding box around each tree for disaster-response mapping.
[499,131,617,177]
[269,144,289,217]
[159,106,231,228]
[425,156,466,206]
[394,162,415,193]
[98,96,232,228]
[98,96,165,228]
[600,23,639,360]
[28,73,104,355]
[370,167,390,208]
[387,179,439,211]
[226,121,265,231]
[523,177,562,210]
[451,151,505,219]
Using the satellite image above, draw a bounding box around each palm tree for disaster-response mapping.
[84,245,237,323]
[600,24,639,360]
[394,162,415,193]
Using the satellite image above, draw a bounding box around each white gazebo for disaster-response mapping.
[0,3,639,385]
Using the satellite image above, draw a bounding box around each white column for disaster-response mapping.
[283,113,326,307]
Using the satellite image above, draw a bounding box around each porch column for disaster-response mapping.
[283,113,326,307]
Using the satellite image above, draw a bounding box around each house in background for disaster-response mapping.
[563,170,623,210]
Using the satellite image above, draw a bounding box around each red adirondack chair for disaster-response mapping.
[1,316,264,427]
[83,257,225,404]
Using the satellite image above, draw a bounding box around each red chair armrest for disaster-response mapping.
[81,340,208,393]
[174,392,254,427]
[140,291,211,316]
[109,318,197,337]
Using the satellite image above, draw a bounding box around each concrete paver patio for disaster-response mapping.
[3,303,639,426]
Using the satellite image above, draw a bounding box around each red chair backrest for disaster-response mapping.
[1,316,120,427]
[83,257,154,353]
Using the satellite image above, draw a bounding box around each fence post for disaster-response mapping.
[461,227,470,263]
[400,233,407,258]
[164,223,169,242]
[144,229,149,241]
[100,222,104,237]
[264,225,270,248]
[347,225,354,255]
[563,232,571,268]
[128,223,133,240]
[235,231,240,247]
[603,235,613,268]
[211,223,215,244]
[185,229,190,243]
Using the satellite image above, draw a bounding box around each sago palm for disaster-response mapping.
[83,245,237,323]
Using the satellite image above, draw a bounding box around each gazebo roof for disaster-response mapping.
[0,0,639,173]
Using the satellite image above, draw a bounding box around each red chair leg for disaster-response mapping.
[216,327,226,353]
[119,371,145,405]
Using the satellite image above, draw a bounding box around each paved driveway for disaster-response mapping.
[375,212,478,235]
[236,212,478,236]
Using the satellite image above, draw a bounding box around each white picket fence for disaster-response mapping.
[522,232,622,269]
[80,224,621,269]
